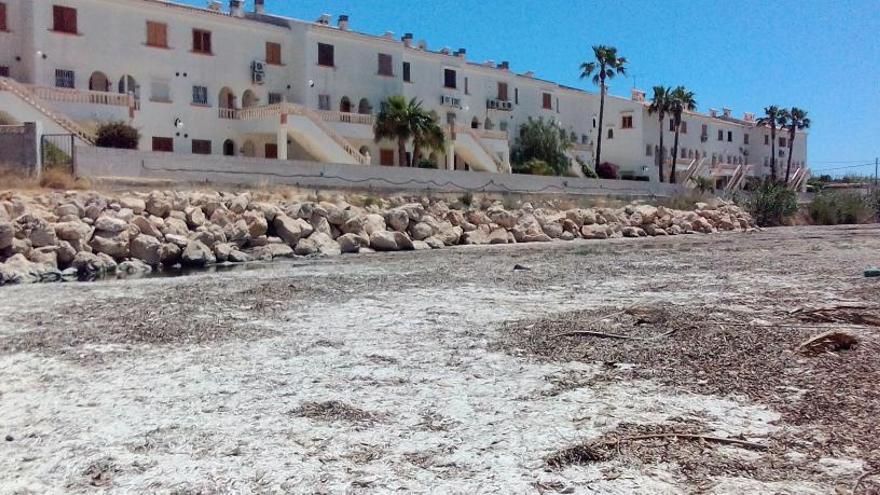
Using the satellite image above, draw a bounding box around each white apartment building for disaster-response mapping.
[0,0,809,189]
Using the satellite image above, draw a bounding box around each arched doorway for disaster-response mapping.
[242,90,259,108]
[358,145,371,164]
[340,96,352,113]
[484,118,494,130]
[223,139,236,156]
[218,87,235,109]
[117,75,139,99]
[471,117,480,129]
[241,140,256,157]
[358,98,372,115]
[89,71,110,92]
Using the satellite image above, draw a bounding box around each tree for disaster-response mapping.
[647,86,672,182]
[668,86,696,184]
[757,106,783,182]
[95,121,140,149]
[580,45,627,170]
[782,107,810,184]
[510,117,572,176]
[411,110,445,167]
[374,96,424,167]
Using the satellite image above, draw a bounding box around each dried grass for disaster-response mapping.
[289,401,385,426]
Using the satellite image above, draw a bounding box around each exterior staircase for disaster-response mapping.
[725,164,753,192]
[681,158,707,186]
[452,126,507,173]
[0,77,95,144]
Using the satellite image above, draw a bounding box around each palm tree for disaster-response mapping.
[647,86,672,182]
[783,107,810,183]
[757,106,782,182]
[411,110,445,167]
[668,86,696,184]
[374,95,422,167]
[580,45,627,169]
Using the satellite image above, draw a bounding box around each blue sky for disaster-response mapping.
[183,0,880,176]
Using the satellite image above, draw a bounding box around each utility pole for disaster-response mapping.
[875,157,878,189]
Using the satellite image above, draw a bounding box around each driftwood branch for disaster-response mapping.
[853,470,879,495]
[603,433,768,451]
[555,330,648,341]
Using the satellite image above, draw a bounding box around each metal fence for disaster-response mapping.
[41,133,76,174]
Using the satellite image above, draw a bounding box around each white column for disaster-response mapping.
[445,142,455,171]
[277,125,288,160]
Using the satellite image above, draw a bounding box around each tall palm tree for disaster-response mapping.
[756,106,782,182]
[374,95,423,167]
[580,45,627,169]
[647,86,672,182]
[411,110,445,166]
[783,107,810,183]
[668,86,697,184]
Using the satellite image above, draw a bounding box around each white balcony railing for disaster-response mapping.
[25,85,135,107]
[316,110,375,126]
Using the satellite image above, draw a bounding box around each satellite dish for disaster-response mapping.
[174,118,184,129]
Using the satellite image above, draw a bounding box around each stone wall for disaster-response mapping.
[75,147,685,199]
[0,122,40,175]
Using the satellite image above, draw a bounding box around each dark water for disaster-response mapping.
[83,261,276,283]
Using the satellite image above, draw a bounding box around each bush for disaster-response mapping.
[691,176,715,194]
[808,191,876,225]
[512,158,557,176]
[596,162,619,180]
[575,157,598,179]
[510,117,572,176]
[95,121,140,149]
[747,180,798,227]
[416,158,438,169]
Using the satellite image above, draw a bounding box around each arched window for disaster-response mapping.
[340,96,352,113]
[358,98,372,115]
[89,71,110,92]
[117,75,139,99]
[242,90,259,108]
[607,128,614,140]
[218,87,235,109]
[223,139,236,156]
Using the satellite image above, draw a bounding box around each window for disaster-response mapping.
[779,137,787,147]
[669,118,675,132]
[744,134,750,145]
[378,53,393,76]
[727,131,733,142]
[514,88,519,105]
[402,62,411,82]
[150,80,171,102]
[701,124,708,137]
[192,29,212,54]
[646,144,653,157]
[681,148,687,159]
[152,137,174,152]
[54,69,75,88]
[192,139,211,155]
[717,129,724,141]
[764,135,770,145]
[680,121,687,134]
[192,85,208,105]
[607,128,614,139]
[443,69,456,89]
[268,92,283,104]
[499,121,508,132]
[318,43,334,66]
[380,149,395,166]
[146,21,168,48]
[542,93,552,110]
[497,82,508,101]
[464,77,469,95]
[0,3,7,31]
[264,143,278,159]
[52,5,78,34]
[266,42,282,65]
[318,94,330,110]
[621,115,633,129]
[0,66,8,77]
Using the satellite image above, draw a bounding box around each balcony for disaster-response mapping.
[316,110,375,126]
[25,85,136,108]
[486,99,513,111]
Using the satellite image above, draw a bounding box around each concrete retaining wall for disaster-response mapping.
[0,122,40,175]
[76,147,686,198]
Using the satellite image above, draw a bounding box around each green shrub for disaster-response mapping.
[575,157,598,179]
[747,180,798,227]
[808,191,875,225]
[691,176,715,194]
[95,121,140,149]
[459,191,474,207]
[513,159,556,176]
[416,158,438,169]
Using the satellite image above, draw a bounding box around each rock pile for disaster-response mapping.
[0,189,756,285]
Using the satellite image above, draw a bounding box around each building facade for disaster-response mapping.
[0,0,809,189]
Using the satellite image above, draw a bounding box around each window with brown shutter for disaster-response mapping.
[318,43,334,67]
[192,29,212,54]
[0,3,8,32]
[378,53,393,76]
[264,143,278,159]
[146,21,167,48]
[192,139,212,155]
[52,5,78,34]
[497,82,508,101]
[443,69,456,89]
[266,42,282,65]
[380,149,395,166]
[542,93,552,110]
[152,137,174,152]
[621,115,633,129]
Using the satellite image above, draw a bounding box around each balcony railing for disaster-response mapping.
[218,108,237,119]
[316,110,375,126]
[25,85,135,107]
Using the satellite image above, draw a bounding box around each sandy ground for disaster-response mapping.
[1,225,878,494]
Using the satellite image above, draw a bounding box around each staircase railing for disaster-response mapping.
[454,126,507,172]
[726,164,752,192]
[0,77,95,144]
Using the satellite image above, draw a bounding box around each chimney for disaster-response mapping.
[498,61,510,70]
[316,13,331,25]
[207,0,222,12]
[631,88,646,102]
[454,48,466,58]
[722,107,732,118]
[383,31,394,40]
[229,0,243,17]
[337,15,349,30]
[743,112,755,122]
[417,40,428,50]
[254,0,265,14]
[484,59,494,67]
[440,47,452,55]
[523,71,535,78]
[709,108,718,118]
[402,33,414,47]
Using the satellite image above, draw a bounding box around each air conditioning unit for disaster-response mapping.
[252,71,266,85]
[487,99,498,109]
[252,60,266,85]
[440,95,461,108]
[252,60,266,73]
[500,101,513,111]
